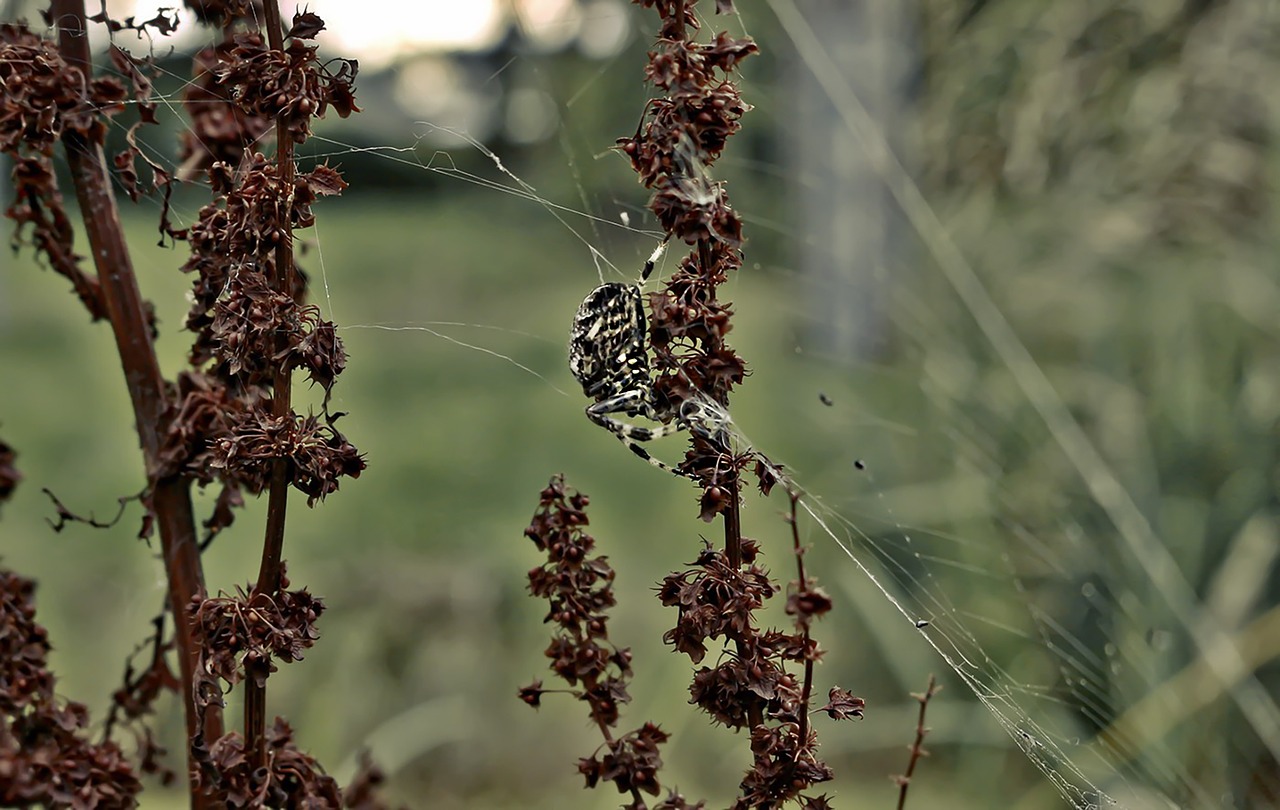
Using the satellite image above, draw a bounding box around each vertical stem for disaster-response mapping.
[695,239,762,731]
[695,239,741,572]
[727,488,761,732]
[896,674,940,810]
[723,483,743,569]
[246,0,295,772]
[789,492,815,747]
[254,0,295,601]
[50,2,220,804]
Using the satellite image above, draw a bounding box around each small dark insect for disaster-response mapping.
[568,240,709,478]
[915,619,930,629]
[854,459,866,470]
[819,392,833,406]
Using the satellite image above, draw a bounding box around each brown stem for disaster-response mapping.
[246,0,297,772]
[694,237,762,734]
[896,674,940,810]
[254,0,295,600]
[51,2,219,803]
[789,492,815,747]
[723,471,743,569]
[726,484,762,733]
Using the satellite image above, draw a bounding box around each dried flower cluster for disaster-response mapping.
[167,9,363,493]
[616,3,757,500]
[195,718,342,808]
[0,568,142,806]
[658,498,863,808]
[614,3,862,807]
[3,3,384,803]
[0,21,153,320]
[166,128,362,524]
[190,569,324,704]
[214,14,358,144]
[520,476,705,810]
[179,42,269,177]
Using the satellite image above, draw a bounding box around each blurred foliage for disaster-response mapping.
[909,0,1280,803]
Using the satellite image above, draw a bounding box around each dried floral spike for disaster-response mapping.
[521,475,696,805]
[215,22,359,144]
[0,569,143,805]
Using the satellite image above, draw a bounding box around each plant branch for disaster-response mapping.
[790,491,815,747]
[896,674,940,810]
[50,1,218,802]
[247,0,298,772]
[254,0,295,603]
[699,235,763,735]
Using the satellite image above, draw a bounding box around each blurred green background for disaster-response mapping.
[4,1,1280,808]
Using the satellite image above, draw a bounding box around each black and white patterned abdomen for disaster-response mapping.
[568,282,650,401]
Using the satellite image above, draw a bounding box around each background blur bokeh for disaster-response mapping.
[4,1,1280,808]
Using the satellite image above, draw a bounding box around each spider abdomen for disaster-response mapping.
[566,248,697,479]
[568,282,649,399]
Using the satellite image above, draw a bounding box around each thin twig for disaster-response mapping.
[895,673,940,810]
[790,491,815,746]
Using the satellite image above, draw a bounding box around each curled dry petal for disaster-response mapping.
[820,686,866,721]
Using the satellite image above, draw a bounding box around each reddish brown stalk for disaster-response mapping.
[695,236,742,574]
[254,0,295,603]
[895,674,941,810]
[789,492,815,747]
[701,234,762,734]
[247,0,296,771]
[725,489,764,737]
[49,4,220,805]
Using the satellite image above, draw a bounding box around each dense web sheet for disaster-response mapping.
[25,2,1280,808]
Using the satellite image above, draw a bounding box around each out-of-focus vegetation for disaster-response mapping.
[3,0,1280,807]
[910,3,1280,804]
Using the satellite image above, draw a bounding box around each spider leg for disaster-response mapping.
[620,432,688,478]
[586,394,691,478]
[640,235,673,284]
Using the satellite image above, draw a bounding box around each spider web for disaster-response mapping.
[7,2,1276,808]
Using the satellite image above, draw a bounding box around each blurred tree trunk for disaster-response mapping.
[787,0,913,359]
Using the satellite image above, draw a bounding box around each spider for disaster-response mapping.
[569,241,708,478]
